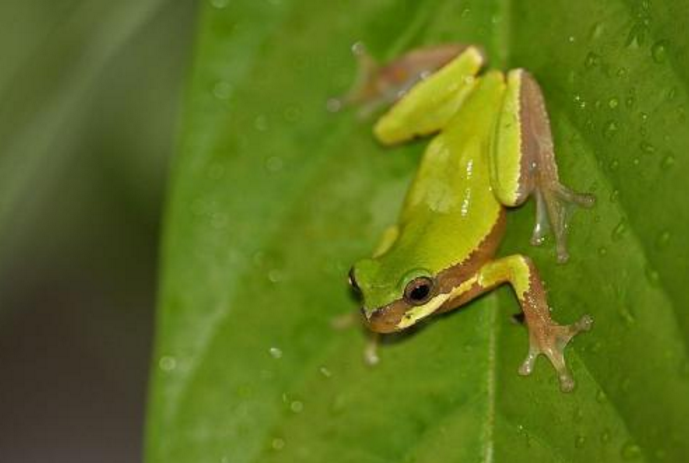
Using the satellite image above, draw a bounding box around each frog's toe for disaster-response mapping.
[518,346,539,376]
[536,182,595,263]
[521,314,593,392]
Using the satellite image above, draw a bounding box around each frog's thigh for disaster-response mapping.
[490,69,535,207]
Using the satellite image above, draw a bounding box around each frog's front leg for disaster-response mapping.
[492,70,595,263]
[478,255,592,392]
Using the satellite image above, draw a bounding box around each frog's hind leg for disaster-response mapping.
[478,255,593,392]
[491,70,595,263]
[329,42,475,119]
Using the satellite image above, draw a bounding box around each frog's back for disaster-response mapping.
[393,71,507,273]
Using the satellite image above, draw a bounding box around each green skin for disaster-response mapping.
[345,45,595,392]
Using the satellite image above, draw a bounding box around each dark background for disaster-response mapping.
[0,1,197,461]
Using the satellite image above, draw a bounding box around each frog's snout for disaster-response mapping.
[363,303,407,334]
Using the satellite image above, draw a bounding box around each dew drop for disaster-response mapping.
[269,347,283,359]
[621,441,642,459]
[271,438,285,451]
[326,98,342,113]
[575,434,586,448]
[213,80,233,99]
[283,105,302,122]
[601,429,612,443]
[603,120,618,138]
[645,266,660,286]
[584,52,601,69]
[598,246,608,257]
[619,306,636,326]
[159,355,177,372]
[268,269,284,283]
[640,112,648,123]
[319,366,333,378]
[265,156,284,172]
[612,219,627,241]
[210,0,230,8]
[666,87,677,101]
[290,400,304,413]
[661,154,676,169]
[656,230,671,248]
[568,35,576,43]
[596,388,607,402]
[589,22,604,40]
[211,213,229,230]
[608,97,619,109]
[651,40,668,63]
[626,23,648,48]
[609,159,620,171]
[254,114,269,131]
[640,141,655,154]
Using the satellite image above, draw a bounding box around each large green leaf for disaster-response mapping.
[146,0,689,461]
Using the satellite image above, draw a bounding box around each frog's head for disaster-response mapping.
[348,257,450,333]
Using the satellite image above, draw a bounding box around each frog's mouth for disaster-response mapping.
[363,292,451,333]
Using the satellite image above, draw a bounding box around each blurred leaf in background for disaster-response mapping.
[148,0,689,462]
[0,0,196,461]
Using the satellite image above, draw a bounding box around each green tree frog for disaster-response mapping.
[340,43,595,392]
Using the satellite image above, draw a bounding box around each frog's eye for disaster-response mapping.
[348,267,360,292]
[403,276,435,305]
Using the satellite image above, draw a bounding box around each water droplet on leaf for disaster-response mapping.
[269,347,283,359]
[621,442,642,459]
[585,52,601,68]
[159,356,177,372]
[656,230,671,247]
[651,40,668,63]
[612,220,627,241]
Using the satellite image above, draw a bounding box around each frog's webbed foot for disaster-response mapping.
[519,313,593,392]
[531,179,595,263]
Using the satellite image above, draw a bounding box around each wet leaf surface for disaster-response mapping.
[147,1,689,461]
